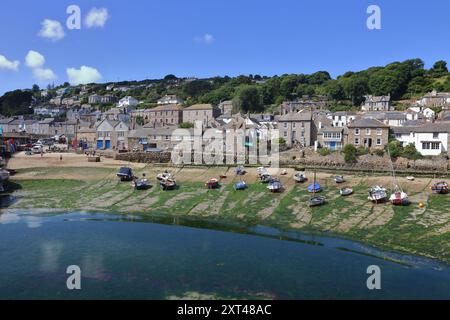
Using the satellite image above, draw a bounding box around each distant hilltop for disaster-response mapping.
[1,58,450,116]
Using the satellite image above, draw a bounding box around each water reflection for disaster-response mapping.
[40,241,64,273]
[0,212,43,229]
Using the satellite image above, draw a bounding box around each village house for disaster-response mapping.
[128,126,199,152]
[157,95,184,105]
[101,94,117,104]
[418,90,450,109]
[391,123,450,156]
[279,97,329,115]
[315,115,345,151]
[277,111,314,148]
[328,111,357,127]
[0,118,15,134]
[96,119,130,150]
[218,100,234,117]
[346,118,390,149]
[49,96,63,106]
[408,106,436,119]
[34,106,65,118]
[142,104,184,127]
[76,124,97,149]
[361,95,392,111]
[88,94,102,104]
[118,96,139,108]
[182,104,220,127]
[37,118,55,136]
[361,111,415,127]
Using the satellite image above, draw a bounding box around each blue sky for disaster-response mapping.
[1,0,450,94]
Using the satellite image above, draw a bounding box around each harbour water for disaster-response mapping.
[0,211,449,300]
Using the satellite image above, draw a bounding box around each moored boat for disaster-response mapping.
[234,181,247,191]
[160,178,177,191]
[390,190,409,206]
[117,167,134,182]
[235,166,246,176]
[206,178,220,189]
[308,182,321,193]
[267,179,283,193]
[335,175,345,184]
[340,187,353,196]
[431,181,449,194]
[368,186,388,203]
[309,196,326,207]
[294,172,307,183]
[156,171,172,181]
[134,174,152,190]
[259,173,272,183]
[256,167,268,176]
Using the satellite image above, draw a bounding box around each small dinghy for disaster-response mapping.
[294,172,308,183]
[235,166,246,176]
[206,178,220,189]
[335,175,345,184]
[280,169,288,176]
[259,173,272,183]
[160,178,177,191]
[309,196,326,207]
[234,181,247,191]
[267,179,283,193]
[340,187,353,196]
[368,186,388,203]
[406,176,415,181]
[134,174,152,190]
[431,181,449,194]
[308,182,321,193]
[117,167,134,182]
[156,171,172,181]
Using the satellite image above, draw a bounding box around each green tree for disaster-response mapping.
[343,144,358,163]
[233,85,263,113]
[429,60,448,78]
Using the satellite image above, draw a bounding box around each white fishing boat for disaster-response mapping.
[368,185,388,203]
[294,172,307,183]
[157,171,172,181]
[387,148,409,206]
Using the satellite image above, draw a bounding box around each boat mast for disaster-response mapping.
[387,147,402,193]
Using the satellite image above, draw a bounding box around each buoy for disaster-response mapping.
[418,202,424,208]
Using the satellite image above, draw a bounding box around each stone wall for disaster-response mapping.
[115,152,172,163]
[279,149,449,173]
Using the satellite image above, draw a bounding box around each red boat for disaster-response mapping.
[205,178,220,189]
[431,182,449,194]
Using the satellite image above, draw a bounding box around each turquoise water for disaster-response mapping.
[0,211,449,300]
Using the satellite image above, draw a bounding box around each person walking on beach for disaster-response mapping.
[60,154,63,162]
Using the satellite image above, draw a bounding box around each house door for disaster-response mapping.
[364,138,372,148]
[329,142,336,151]
[97,140,103,149]
[105,140,111,149]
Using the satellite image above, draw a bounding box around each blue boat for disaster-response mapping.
[308,182,321,193]
[234,181,247,190]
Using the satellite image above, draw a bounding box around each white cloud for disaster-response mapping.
[0,54,19,71]
[25,50,45,68]
[66,66,102,85]
[85,8,109,28]
[33,68,57,81]
[38,19,65,41]
[194,33,215,45]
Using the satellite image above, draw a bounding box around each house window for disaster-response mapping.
[165,135,170,140]
[431,142,440,150]
[283,131,287,137]
[283,123,288,129]
[422,142,430,150]
[355,128,360,135]
[366,128,371,135]
[293,123,296,128]
[376,138,382,146]
[355,138,360,145]
[433,133,439,139]
[376,128,382,136]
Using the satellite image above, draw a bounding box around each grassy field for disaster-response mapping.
[4,165,450,263]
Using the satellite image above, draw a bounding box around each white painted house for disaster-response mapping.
[328,112,357,128]
[391,123,450,156]
[118,96,139,108]
[408,106,435,119]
